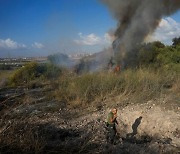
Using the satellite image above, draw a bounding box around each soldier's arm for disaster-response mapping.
[111,114,117,123]
[115,118,118,125]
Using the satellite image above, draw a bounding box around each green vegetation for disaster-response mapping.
[74,37,180,74]
[9,62,62,86]
[1,37,180,106]
[137,41,180,72]
[52,37,180,107]
[0,38,179,154]
[0,64,12,70]
[47,53,72,67]
[0,70,14,88]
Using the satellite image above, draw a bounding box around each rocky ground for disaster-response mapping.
[0,86,179,154]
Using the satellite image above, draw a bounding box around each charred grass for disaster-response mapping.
[0,67,179,153]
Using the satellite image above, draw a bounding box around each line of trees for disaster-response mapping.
[124,37,180,72]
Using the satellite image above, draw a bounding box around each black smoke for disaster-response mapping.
[101,0,180,66]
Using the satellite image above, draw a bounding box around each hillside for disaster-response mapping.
[0,66,179,153]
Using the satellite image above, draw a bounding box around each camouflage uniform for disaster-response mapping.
[107,112,118,144]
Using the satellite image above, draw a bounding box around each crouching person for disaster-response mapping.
[106,108,118,144]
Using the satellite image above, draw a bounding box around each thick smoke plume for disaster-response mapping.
[101,0,180,66]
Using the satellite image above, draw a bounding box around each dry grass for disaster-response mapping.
[0,119,45,153]
[0,67,179,153]
[0,70,14,88]
[54,68,179,107]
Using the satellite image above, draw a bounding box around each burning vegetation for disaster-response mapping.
[102,0,180,67]
[0,0,180,153]
[0,38,179,153]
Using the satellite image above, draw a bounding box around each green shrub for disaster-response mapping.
[133,39,179,71]
[9,62,38,86]
[156,45,180,72]
[35,63,62,79]
[0,64,12,70]
[9,62,62,86]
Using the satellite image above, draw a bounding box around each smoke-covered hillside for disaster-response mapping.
[0,0,180,153]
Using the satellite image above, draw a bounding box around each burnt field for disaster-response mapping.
[0,37,180,153]
[0,60,179,153]
[0,0,180,153]
[0,85,179,154]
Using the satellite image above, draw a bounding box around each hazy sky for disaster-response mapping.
[0,0,180,57]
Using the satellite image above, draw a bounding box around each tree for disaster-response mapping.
[47,53,69,66]
[137,41,165,67]
[172,37,180,46]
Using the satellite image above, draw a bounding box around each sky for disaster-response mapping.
[0,0,180,57]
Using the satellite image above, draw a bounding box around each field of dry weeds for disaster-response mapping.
[0,68,179,153]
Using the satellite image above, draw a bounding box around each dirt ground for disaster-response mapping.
[0,87,179,154]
